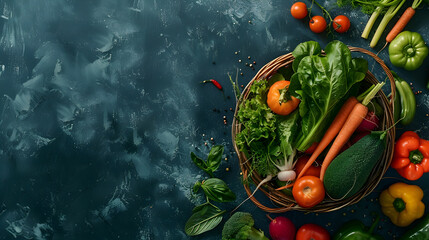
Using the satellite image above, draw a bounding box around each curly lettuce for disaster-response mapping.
[235,76,299,177]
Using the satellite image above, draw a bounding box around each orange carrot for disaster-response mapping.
[319,103,368,181]
[386,7,416,43]
[297,97,358,180]
[275,97,358,191]
[318,82,385,181]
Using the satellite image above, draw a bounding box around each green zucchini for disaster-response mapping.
[323,131,386,200]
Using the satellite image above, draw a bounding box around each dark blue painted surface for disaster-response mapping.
[0,0,428,239]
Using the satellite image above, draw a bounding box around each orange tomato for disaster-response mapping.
[292,176,325,208]
[267,80,300,115]
[295,155,321,178]
[309,16,327,33]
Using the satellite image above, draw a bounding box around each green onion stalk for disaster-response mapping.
[361,0,403,39]
[369,0,407,48]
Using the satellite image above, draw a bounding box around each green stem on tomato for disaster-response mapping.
[370,0,407,48]
[312,0,334,22]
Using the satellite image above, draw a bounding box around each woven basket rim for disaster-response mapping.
[231,46,396,213]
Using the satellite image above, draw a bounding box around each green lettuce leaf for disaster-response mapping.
[290,41,368,151]
[292,41,322,72]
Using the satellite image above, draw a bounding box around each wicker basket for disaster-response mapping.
[231,47,396,213]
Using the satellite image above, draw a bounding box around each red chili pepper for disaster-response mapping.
[201,79,223,90]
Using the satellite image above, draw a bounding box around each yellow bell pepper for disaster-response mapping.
[379,182,425,227]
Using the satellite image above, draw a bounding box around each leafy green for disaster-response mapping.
[336,0,388,14]
[235,79,278,177]
[194,178,236,203]
[222,212,268,240]
[292,41,322,72]
[185,202,226,236]
[235,77,300,177]
[290,41,368,151]
[191,145,224,177]
[277,111,299,161]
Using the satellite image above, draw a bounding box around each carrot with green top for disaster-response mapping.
[385,0,427,44]
[319,82,385,181]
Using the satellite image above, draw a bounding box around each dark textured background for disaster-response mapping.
[0,0,428,239]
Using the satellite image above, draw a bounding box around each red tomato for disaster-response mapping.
[333,15,350,33]
[267,80,300,115]
[296,223,331,240]
[292,176,325,208]
[309,16,327,33]
[291,2,308,19]
[304,142,319,154]
[295,155,321,178]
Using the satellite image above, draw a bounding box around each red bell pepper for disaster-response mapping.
[391,131,429,180]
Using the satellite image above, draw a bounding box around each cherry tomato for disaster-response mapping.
[291,2,308,20]
[295,155,321,178]
[333,15,350,33]
[309,16,327,33]
[292,176,325,208]
[296,223,331,240]
[267,80,300,115]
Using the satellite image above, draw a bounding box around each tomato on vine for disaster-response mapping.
[333,15,351,33]
[309,16,327,33]
[291,2,308,20]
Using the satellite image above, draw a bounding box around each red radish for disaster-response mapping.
[356,111,379,132]
[351,131,371,145]
[269,216,296,240]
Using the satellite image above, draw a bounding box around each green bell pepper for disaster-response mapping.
[333,216,383,240]
[389,31,428,71]
[400,214,429,240]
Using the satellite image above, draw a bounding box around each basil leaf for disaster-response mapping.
[191,201,212,213]
[191,152,208,172]
[184,202,225,236]
[191,145,224,177]
[193,181,202,194]
[206,145,224,173]
[201,178,236,203]
[292,41,322,72]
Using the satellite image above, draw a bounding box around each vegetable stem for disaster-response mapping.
[313,0,334,22]
[361,6,382,39]
[362,82,385,106]
[357,84,375,102]
[412,0,423,9]
[370,0,407,48]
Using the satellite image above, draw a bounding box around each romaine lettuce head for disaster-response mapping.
[289,41,368,151]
